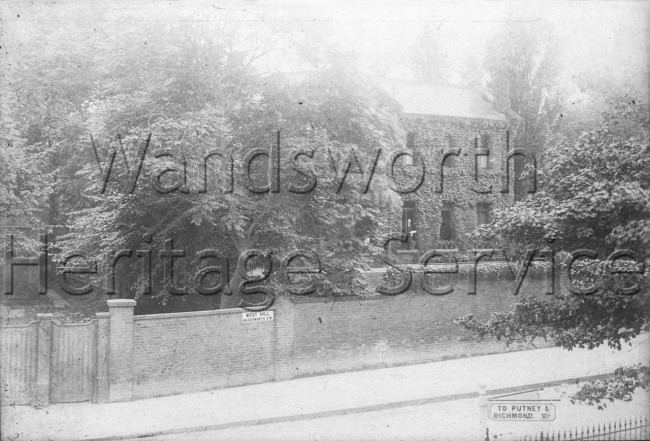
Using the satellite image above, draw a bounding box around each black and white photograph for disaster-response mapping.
[0,1,648,440]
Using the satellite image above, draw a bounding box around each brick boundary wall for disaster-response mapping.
[1,273,558,404]
[289,273,554,378]
[132,306,277,398]
[124,274,554,401]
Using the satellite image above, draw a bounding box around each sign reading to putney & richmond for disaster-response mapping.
[489,402,556,421]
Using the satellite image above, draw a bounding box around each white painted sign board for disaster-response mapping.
[489,402,556,421]
[241,310,274,323]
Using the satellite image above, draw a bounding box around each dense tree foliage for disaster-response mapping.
[2,8,403,310]
[485,24,562,151]
[484,24,564,201]
[457,93,650,404]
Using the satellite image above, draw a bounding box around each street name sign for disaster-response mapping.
[489,401,556,421]
[241,310,274,323]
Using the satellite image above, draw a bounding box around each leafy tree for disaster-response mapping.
[29,15,403,310]
[412,24,450,84]
[457,92,650,405]
[0,122,46,229]
[485,23,563,199]
[3,8,106,230]
[0,63,52,259]
[570,365,650,410]
[485,23,562,147]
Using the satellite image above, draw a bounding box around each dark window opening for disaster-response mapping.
[404,132,417,165]
[406,132,416,148]
[477,134,491,169]
[402,200,417,248]
[476,202,493,225]
[439,202,456,241]
[443,135,456,167]
[481,134,490,149]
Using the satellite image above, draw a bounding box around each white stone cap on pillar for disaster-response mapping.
[107,299,136,308]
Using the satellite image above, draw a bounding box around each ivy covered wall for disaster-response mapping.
[393,114,516,253]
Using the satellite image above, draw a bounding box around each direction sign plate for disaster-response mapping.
[489,401,556,421]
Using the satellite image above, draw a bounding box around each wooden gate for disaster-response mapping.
[0,321,37,405]
[50,320,97,403]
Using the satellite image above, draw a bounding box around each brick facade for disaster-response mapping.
[126,273,552,400]
[132,307,276,399]
[291,272,548,376]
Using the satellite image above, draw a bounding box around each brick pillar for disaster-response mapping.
[107,299,135,402]
[273,294,296,381]
[94,312,110,403]
[34,313,52,406]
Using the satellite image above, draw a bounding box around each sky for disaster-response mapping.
[262,0,649,86]
[1,0,648,90]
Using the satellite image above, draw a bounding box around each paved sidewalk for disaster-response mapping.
[2,336,648,441]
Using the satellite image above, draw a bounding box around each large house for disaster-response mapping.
[383,80,518,260]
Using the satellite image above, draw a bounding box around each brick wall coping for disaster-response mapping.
[134,306,276,321]
[294,295,387,304]
[0,320,39,328]
[51,318,96,326]
[107,299,136,308]
[404,113,510,129]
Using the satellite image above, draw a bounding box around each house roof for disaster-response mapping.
[382,81,507,122]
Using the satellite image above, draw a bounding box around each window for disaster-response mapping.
[439,202,456,241]
[443,135,456,167]
[406,132,416,148]
[404,132,416,165]
[477,134,490,169]
[402,201,417,245]
[476,202,492,225]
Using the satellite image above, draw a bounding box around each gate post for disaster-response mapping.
[107,299,135,402]
[34,313,52,406]
[95,312,110,403]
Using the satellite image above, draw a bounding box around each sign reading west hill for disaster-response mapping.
[241,310,275,323]
[489,402,556,421]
